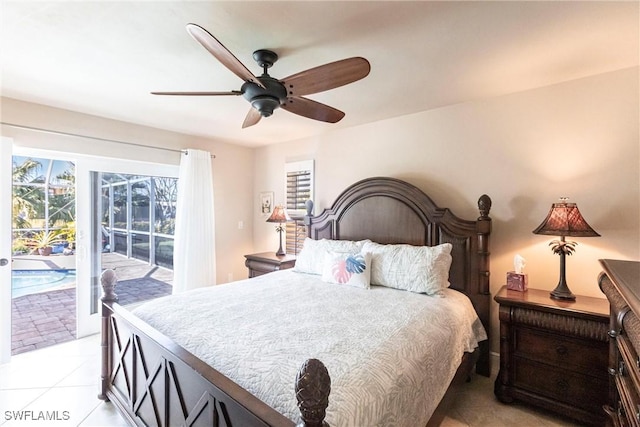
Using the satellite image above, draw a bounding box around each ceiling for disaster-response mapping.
[1,1,637,147]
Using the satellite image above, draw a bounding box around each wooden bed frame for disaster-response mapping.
[98,176,492,426]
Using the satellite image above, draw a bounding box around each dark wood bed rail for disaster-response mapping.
[99,269,330,427]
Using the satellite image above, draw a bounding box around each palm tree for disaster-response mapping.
[12,158,76,250]
[12,158,43,229]
[48,162,76,227]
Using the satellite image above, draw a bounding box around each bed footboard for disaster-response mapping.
[98,270,330,427]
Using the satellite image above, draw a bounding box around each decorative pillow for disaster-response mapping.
[321,251,372,289]
[362,241,453,295]
[293,238,370,275]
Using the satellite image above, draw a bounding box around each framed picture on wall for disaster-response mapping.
[259,192,274,215]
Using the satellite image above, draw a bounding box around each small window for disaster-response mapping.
[285,160,313,255]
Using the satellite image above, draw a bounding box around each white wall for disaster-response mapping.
[3,66,637,353]
[1,97,255,284]
[253,67,640,352]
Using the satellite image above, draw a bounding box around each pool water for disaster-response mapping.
[11,269,77,298]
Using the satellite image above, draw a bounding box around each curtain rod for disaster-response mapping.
[0,122,216,158]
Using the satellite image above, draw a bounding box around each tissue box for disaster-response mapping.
[507,271,528,292]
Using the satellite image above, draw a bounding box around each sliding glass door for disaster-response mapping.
[75,159,178,337]
[0,144,178,354]
[0,138,13,363]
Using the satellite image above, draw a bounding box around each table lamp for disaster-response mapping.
[266,205,292,256]
[532,198,600,301]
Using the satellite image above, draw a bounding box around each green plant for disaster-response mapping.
[24,230,67,249]
[12,158,43,230]
[12,239,29,254]
[61,222,76,242]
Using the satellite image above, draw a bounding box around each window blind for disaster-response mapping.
[286,170,311,214]
[285,167,312,255]
[285,221,306,255]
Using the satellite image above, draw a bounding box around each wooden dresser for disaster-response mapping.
[494,286,610,425]
[599,259,640,427]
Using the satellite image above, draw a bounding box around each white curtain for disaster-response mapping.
[173,149,216,293]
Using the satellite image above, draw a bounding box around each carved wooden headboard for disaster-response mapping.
[305,177,492,376]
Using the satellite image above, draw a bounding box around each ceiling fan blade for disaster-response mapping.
[186,23,264,89]
[242,108,262,128]
[281,57,370,97]
[151,91,242,96]
[282,97,345,123]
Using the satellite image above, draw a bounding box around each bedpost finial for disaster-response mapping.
[478,194,492,219]
[304,199,314,227]
[101,269,119,302]
[295,358,331,427]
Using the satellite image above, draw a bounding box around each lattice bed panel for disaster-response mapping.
[107,313,277,427]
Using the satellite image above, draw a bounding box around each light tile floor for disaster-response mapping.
[0,334,126,427]
[1,335,582,427]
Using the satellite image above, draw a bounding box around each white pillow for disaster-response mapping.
[362,241,453,295]
[293,238,369,275]
[321,251,372,289]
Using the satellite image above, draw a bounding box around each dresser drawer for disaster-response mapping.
[599,260,640,427]
[621,312,640,394]
[618,333,640,426]
[515,327,608,373]
[615,373,640,427]
[514,356,608,413]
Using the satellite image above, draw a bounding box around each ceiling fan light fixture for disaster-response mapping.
[251,96,281,117]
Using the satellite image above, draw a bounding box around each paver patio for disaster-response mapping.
[10,252,173,355]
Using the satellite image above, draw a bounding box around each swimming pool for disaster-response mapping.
[11,269,76,298]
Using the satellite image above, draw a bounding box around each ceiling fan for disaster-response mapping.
[152,23,371,128]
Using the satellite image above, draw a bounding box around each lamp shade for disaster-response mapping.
[532,200,600,237]
[266,205,292,223]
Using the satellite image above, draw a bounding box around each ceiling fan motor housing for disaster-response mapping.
[242,76,287,117]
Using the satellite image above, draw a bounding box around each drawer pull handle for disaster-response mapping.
[555,345,568,355]
[556,379,569,391]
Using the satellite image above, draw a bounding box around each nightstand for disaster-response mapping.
[494,286,610,425]
[244,252,296,278]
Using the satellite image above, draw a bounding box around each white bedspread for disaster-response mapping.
[133,270,486,427]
